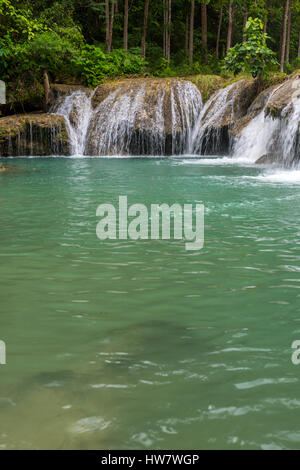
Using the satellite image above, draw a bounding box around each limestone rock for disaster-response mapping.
[193,79,257,155]
[265,77,300,118]
[85,78,202,155]
[0,114,70,156]
[231,85,278,137]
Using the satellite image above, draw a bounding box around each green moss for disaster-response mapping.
[0,114,70,156]
[185,74,226,102]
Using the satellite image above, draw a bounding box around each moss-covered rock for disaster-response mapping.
[185,74,226,102]
[50,84,92,109]
[86,77,202,155]
[0,114,70,156]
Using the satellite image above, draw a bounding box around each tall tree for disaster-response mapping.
[106,0,115,53]
[280,0,290,71]
[201,1,208,60]
[105,0,110,52]
[285,0,292,63]
[185,0,189,59]
[123,0,128,50]
[226,0,233,52]
[141,0,150,58]
[243,5,248,42]
[216,2,223,58]
[163,0,172,63]
[189,0,195,65]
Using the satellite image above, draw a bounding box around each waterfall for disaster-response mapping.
[52,80,202,156]
[85,83,160,155]
[189,83,237,155]
[51,90,94,155]
[171,80,203,155]
[233,81,300,165]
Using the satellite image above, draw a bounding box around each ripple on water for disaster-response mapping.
[70,416,111,434]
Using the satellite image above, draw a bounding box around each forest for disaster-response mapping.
[0,0,299,108]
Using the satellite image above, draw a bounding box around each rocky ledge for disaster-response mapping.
[85,77,202,155]
[0,114,70,156]
[0,73,298,160]
[196,78,258,155]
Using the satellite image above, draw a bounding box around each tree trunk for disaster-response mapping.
[285,1,292,63]
[242,8,248,42]
[201,2,207,61]
[105,0,110,52]
[280,0,289,72]
[106,0,115,53]
[167,0,171,62]
[168,0,172,62]
[163,0,166,58]
[109,1,115,52]
[189,0,195,65]
[43,70,50,111]
[163,0,171,62]
[216,4,223,59]
[123,0,128,50]
[141,0,150,58]
[226,0,233,52]
[184,1,189,59]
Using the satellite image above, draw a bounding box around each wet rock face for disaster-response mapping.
[191,79,257,155]
[231,75,300,166]
[255,154,278,165]
[265,77,300,118]
[230,85,278,137]
[50,84,91,108]
[0,114,70,156]
[85,78,202,156]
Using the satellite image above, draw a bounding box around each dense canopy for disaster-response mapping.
[0,0,299,108]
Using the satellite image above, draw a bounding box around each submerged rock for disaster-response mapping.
[255,154,278,165]
[0,162,12,173]
[0,114,70,156]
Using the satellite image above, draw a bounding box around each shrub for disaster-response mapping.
[73,46,145,87]
[224,17,278,79]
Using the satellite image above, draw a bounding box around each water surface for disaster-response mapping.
[0,156,300,449]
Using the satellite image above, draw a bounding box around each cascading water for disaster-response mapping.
[51,80,203,156]
[233,80,300,166]
[189,83,237,155]
[50,90,94,155]
[85,83,163,155]
[50,77,300,165]
[170,80,203,154]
